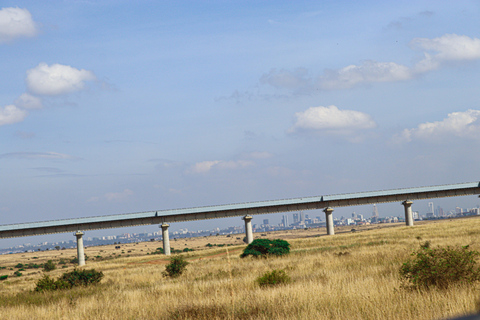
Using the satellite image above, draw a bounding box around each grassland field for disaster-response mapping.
[0,217,480,319]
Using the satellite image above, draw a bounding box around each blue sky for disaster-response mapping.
[1,1,480,247]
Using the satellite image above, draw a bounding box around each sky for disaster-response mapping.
[1,1,480,247]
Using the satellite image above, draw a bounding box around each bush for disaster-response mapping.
[163,255,189,278]
[400,244,480,289]
[13,271,22,277]
[43,260,56,272]
[0,275,8,281]
[34,269,104,292]
[59,269,104,287]
[14,263,23,269]
[35,275,58,292]
[240,239,290,258]
[256,269,291,287]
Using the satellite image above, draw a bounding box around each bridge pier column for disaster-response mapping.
[161,223,171,255]
[402,201,414,226]
[243,215,253,244]
[324,207,335,235]
[74,231,85,266]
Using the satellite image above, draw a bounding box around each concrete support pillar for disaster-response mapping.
[74,231,85,266]
[324,207,335,235]
[160,223,171,255]
[243,215,254,244]
[402,200,414,226]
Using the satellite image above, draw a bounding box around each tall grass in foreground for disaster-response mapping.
[1,218,480,319]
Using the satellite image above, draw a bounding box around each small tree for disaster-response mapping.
[163,255,189,278]
[240,239,290,258]
[400,244,480,289]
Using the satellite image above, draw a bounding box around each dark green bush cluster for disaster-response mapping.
[43,260,56,272]
[256,269,291,287]
[163,256,189,278]
[400,244,480,289]
[240,239,290,258]
[34,269,104,292]
[0,275,8,281]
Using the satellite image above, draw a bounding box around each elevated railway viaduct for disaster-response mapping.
[1,182,479,265]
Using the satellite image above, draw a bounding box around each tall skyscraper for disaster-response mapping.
[282,214,289,227]
[293,213,299,223]
[372,204,379,218]
[300,211,305,223]
[428,202,434,216]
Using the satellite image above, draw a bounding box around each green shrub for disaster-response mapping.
[240,239,290,258]
[163,255,189,278]
[0,275,8,281]
[256,269,291,287]
[14,263,23,269]
[14,271,22,277]
[35,275,58,292]
[400,244,480,289]
[34,269,103,292]
[43,260,56,272]
[59,269,104,287]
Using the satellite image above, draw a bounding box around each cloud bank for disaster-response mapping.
[259,34,480,93]
[396,109,480,143]
[0,7,37,43]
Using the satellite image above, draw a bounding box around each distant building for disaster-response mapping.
[293,213,299,223]
[263,219,269,225]
[282,214,289,227]
[372,204,379,219]
[428,202,434,217]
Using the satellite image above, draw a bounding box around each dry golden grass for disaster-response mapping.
[1,217,480,319]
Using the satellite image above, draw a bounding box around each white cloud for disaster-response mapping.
[14,93,42,109]
[26,63,97,96]
[0,7,37,43]
[289,105,376,134]
[188,160,254,174]
[411,34,480,73]
[395,109,480,143]
[0,104,27,126]
[319,61,412,90]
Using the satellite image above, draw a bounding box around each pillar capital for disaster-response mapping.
[324,207,334,214]
[74,231,84,237]
[242,215,253,222]
[402,200,413,206]
[160,222,169,230]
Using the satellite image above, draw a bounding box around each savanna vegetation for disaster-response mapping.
[0,217,480,319]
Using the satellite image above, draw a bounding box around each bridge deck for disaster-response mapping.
[1,182,479,238]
